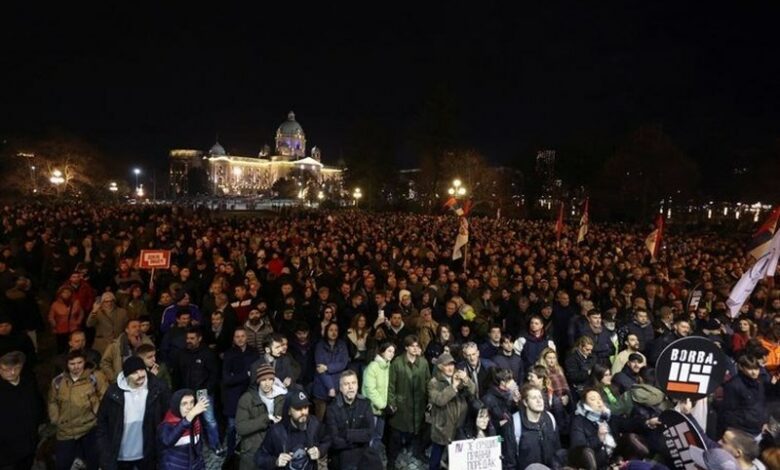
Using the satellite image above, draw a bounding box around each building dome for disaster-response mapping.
[275,111,306,158]
[209,141,226,156]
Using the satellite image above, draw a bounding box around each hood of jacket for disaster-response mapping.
[117,371,148,392]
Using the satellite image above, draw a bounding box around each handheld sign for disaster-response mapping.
[447,436,502,470]
[139,250,171,270]
[655,336,727,400]
[659,409,708,470]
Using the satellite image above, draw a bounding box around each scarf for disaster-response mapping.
[163,410,202,446]
[575,402,616,453]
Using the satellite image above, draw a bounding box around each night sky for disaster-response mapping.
[3,3,779,182]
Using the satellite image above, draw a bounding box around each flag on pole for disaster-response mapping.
[577,199,589,244]
[555,203,564,244]
[645,215,664,260]
[727,228,780,317]
[444,197,473,217]
[748,205,780,260]
[452,217,469,260]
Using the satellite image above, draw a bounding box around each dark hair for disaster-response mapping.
[587,309,601,317]
[185,326,202,336]
[66,349,87,362]
[293,321,310,333]
[491,368,514,386]
[403,335,420,348]
[0,351,25,367]
[135,343,156,356]
[589,363,612,387]
[568,446,598,470]
[175,308,192,318]
[737,355,760,370]
[377,342,396,354]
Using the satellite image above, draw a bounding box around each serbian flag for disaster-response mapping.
[444,197,473,217]
[577,199,589,244]
[452,217,469,260]
[748,206,780,260]
[555,203,564,244]
[645,215,664,260]
[727,228,780,317]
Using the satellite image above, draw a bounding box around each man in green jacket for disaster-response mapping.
[387,335,430,468]
[428,351,475,470]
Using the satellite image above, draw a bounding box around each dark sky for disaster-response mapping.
[2,3,779,179]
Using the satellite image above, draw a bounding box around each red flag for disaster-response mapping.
[555,203,564,243]
[577,199,589,244]
[645,215,664,260]
[748,205,780,260]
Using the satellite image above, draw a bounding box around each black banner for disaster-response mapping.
[655,336,728,400]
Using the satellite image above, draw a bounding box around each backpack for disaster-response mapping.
[512,410,556,446]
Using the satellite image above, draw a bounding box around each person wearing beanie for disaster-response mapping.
[96,355,169,470]
[157,389,207,470]
[235,363,287,470]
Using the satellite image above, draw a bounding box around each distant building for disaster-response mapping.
[169,111,342,196]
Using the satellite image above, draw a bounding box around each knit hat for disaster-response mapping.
[122,356,146,377]
[256,364,275,382]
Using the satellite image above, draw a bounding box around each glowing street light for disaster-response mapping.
[133,168,141,189]
[109,182,118,193]
[49,169,65,185]
[353,187,362,207]
[136,184,145,198]
[317,191,325,200]
[448,178,467,198]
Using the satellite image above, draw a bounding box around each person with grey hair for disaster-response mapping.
[0,351,45,470]
[429,352,475,470]
[456,341,496,397]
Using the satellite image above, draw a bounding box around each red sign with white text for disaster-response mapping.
[139,250,171,269]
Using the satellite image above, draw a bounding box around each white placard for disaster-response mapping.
[447,436,502,470]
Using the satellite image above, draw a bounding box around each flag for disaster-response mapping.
[555,203,564,244]
[452,217,469,260]
[444,197,473,217]
[645,215,664,260]
[727,228,780,317]
[577,199,589,244]
[748,206,780,260]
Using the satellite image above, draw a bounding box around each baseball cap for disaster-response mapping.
[288,388,311,409]
[688,447,739,470]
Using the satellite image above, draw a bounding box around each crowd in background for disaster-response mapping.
[0,203,779,470]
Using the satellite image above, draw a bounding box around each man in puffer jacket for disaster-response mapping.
[157,388,208,470]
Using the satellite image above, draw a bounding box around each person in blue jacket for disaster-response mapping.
[312,322,349,420]
[157,388,208,470]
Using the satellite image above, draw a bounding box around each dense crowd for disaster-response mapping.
[0,204,779,470]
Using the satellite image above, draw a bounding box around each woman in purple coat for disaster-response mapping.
[312,321,349,420]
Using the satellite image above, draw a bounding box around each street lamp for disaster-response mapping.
[136,184,145,198]
[109,182,118,193]
[133,168,141,189]
[448,178,466,197]
[353,187,362,207]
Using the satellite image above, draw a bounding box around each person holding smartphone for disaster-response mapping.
[157,389,208,469]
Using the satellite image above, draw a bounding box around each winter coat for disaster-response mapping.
[325,394,380,468]
[86,306,129,353]
[362,354,391,415]
[235,377,286,470]
[221,345,260,418]
[100,333,154,382]
[244,319,273,353]
[174,344,220,395]
[514,332,554,373]
[481,385,518,431]
[48,369,108,440]
[387,355,431,433]
[565,350,596,393]
[157,390,205,470]
[570,414,611,468]
[312,339,349,399]
[501,409,561,470]
[95,373,169,470]
[457,358,497,397]
[428,370,475,445]
[255,411,328,470]
[720,372,768,436]
[492,350,525,383]
[613,364,642,394]
[48,296,83,334]
[0,374,45,466]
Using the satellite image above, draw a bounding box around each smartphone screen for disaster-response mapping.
[196,389,208,402]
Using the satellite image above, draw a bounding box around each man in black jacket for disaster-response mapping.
[174,326,224,455]
[255,387,330,470]
[501,384,561,469]
[612,353,645,394]
[95,356,169,470]
[325,369,380,469]
[0,351,45,470]
[719,355,769,438]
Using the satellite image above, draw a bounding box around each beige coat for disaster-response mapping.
[100,333,154,382]
[48,369,108,440]
[86,306,128,353]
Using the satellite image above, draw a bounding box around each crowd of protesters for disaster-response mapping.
[0,203,779,470]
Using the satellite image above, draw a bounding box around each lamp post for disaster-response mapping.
[50,169,65,196]
[353,187,362,207]
[133,168,141,191]
[448,178,467,198]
